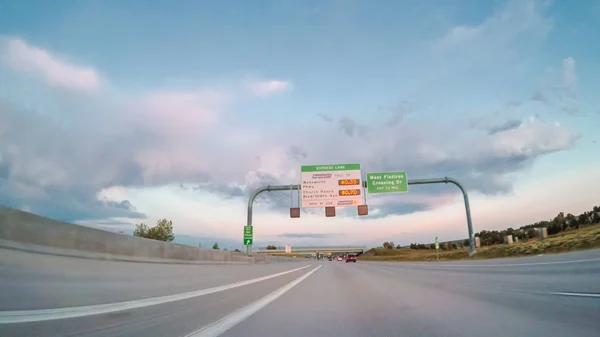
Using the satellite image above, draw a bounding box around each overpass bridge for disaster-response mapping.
[254,245,366,256]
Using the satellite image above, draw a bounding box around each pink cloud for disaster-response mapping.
[127,89,233,184]
[1,37,101,92]
[139,90,229,136]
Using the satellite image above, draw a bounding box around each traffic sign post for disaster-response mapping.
[246,184,300,255]
[408,177,476,256]
[435,236,439,261]
[366,171,408,194]
[244,225,253,246]
[301,164,363,209]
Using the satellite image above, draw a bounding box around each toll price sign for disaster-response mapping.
[301,164,362,208]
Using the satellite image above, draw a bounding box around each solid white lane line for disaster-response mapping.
[550,292,600,298]
[0,265,312,324]
[184,264,322,337]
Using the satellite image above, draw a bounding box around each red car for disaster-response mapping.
[346,255,357,263]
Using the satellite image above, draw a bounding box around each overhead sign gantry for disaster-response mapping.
[244,163,476,257]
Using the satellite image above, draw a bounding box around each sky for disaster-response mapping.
[0,0,599,250]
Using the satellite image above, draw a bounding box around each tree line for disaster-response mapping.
[381,204,600,250]
[474,205,599,247]
[133,219,240,252]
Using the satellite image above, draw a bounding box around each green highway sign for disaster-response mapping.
[300,164,361,172]
[435,236,439,250]
[366,171,408,194]
[244,226,253,246]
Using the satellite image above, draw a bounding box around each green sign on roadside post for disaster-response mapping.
[434,236,439,250]
[435,236,439,261]
[244,226,253,246]
[366,171,408,194]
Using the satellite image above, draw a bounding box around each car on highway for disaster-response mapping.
[346,255,357,263]
[328,256,333,261]
[336,256,343,261]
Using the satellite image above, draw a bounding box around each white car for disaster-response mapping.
[336,256,342,261]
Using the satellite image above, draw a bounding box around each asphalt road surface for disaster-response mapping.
[1,248,599,337]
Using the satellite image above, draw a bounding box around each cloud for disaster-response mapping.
[243,170,297,210]
[561,105,580,117]
[532,88,550,103]
[103,199,136,210]
[0,88,229,220]
[339,116,368,137]
[194,112,579,219]
[433,0,552,54]
[0,178,145,222]
[0,36,582,224]
[364,192,462,220]
[248,80,292,97]
[0,100,142,221]
[287,146,308,162]
[486,119,523,135]
[272,115,577,213]
[139,90,229,136]
[471,118,523,135]
[0,37,101,92]
[184,183,245,199]
[387,101,413,126]
[317,114,333,122]
[531,56,580,115]
[0,38,232,222]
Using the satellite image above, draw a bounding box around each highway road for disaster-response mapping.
[1,248,599,337]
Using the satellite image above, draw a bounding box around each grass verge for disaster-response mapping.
[359,223,600,262]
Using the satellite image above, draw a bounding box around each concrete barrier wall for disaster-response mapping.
[0,206,298,264]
